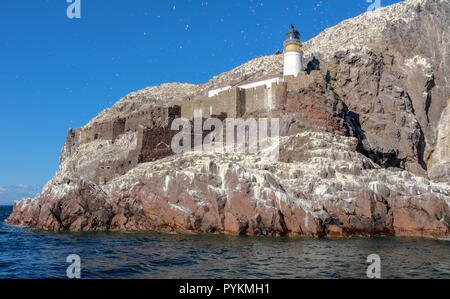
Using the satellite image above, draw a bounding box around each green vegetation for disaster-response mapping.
[298,88,305,94]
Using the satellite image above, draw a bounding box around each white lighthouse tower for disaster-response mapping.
[283,25,303,77]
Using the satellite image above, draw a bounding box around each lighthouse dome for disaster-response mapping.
[285,25,301,45]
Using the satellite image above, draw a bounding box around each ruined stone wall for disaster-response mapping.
[67,106,181,185]
[67,121,120,151]
[94,137,140,185]
[137,125,179,164]
[94,119,181,185]
[67,106,181,153]
[113,118,126,141]
[79,121,115,143]
[124,107,180,133]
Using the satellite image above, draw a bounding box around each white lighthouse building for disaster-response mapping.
[283,25,303,77]
[207,25,307,103]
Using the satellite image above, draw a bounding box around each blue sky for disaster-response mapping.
[0,0,403,193]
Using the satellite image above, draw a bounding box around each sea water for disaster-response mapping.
[0,206,448,279]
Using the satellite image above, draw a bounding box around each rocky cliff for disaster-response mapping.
[8,0,449,237]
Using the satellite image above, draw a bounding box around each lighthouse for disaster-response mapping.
[283,25,303,77]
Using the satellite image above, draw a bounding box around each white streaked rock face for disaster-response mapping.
[428,96,450,181]
[9,132,449,237]
[302,0,444,57]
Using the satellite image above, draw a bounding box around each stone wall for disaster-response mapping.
[93,113,181,185]
[93,115,229,185]
[244,81,287,114]
[66,105,181,185]
[124,106,180,133]
[181,80,289,120]
[284,71,323,92]
[95,157,136,185]
[181,87,245,120]
[67,106,181,154]
[137,125,179,164]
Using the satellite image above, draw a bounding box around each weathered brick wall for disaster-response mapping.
[93,107,182,185]
[95,155,138,185]
[68,120,118,148]
[112,118,126,142]
[138,114,228,164]
[137,125,178,163]
[67,106,181,152]
[124,107,173,133]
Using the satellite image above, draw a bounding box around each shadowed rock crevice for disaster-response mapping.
[305,56,321,74]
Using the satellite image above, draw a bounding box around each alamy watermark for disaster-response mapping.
[66,254,81,279]
[366,0,382,17]
[171,113,280,162]
[366,254,381,279]
[66,0,81,19]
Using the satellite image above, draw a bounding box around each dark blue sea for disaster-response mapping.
[0,206,448,279]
